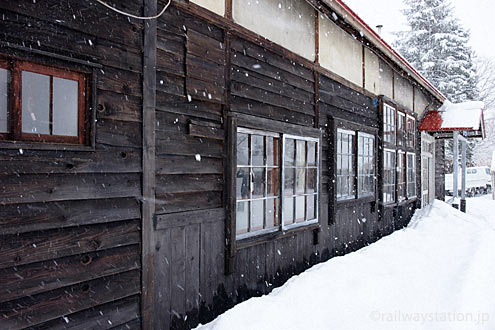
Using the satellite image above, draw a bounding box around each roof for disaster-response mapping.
[325,0,446,103]
[418,101,485,138]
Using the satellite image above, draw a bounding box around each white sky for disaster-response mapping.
[342,0,495,60]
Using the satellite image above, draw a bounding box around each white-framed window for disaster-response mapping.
[407,152,416,197]
[383,149,396,203]
[336,129,355,200]
[397,151,406,201]
[235,127,319,240]
[406,115,416,148]
[357,132,375,197]
[383,103,396,145]
[397,111,406,147]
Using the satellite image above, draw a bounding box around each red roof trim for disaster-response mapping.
[418,109,483,133]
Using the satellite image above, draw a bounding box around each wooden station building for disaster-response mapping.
[0,0,447,329]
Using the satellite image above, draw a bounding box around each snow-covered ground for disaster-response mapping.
[195,196,495,330]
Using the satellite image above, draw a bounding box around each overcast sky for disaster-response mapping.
[343,0,495,60]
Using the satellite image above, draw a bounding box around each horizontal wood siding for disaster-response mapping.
[0,1,143,328]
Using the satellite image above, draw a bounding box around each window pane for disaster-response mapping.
[251,200,264,231]
[252,135,264,166]
[53,77,78,136]
[22,71,50,134]
[296,140,305,166]
[237,133,249,165]
[295,196,305,223]
[307,168,317,193]
[284,167,294,195]
[285,138,295,166]
[267,137,279,166]
[283,197,294,225]
[0,68,9,133]
[307,142,316,166]
[236,168,250,199]
[236,201,249,235]
[252,168,265,198]
[265,198,279,228]
[295,168,305,194]
[306,194,315,220]
[267,168,279,196]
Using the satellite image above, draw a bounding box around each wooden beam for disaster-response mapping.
[141,0,157,328]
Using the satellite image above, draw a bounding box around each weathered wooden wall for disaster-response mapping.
[435,140,446,200]
[0,1,143,329]
[149,4,419,330]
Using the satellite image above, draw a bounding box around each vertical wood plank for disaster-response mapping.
[171,226,187,319]
[154,229,171,330]
[142,0,157,328]
[185,223,201,312]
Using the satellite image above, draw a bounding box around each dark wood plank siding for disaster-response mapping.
[0,1,143,328]
[435,139,446,199]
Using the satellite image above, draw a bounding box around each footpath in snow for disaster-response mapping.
[195,197,495,330]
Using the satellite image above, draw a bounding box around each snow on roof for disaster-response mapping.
[491,151,495,172]
[438,101,484,130]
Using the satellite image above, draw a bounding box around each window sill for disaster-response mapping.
[236,222,320,250]
[0,140,95,152]
[337,195,375,205]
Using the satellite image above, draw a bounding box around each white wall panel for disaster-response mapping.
[364,48,380,95]
[379,60,393,99]
[191,0,225,17]
[414,87,430,116]
[319,16,362,87]
[233,0,315,61]
[395,74,413,110]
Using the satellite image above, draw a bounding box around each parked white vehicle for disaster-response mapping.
[445,166,492,196]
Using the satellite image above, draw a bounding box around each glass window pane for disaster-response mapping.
[267,137,279,166]
[237,133,249,165]
[307,142,316,166]
[295,168,305,194]
[266,198,279,229]
[267,168,279,197]
[307,168,317,193]
[295,196,305,223]
[285,138,295,166]
[306,194,315,220]
[0,68,9,133]
[284,167,294,195]
[22,71,50,134]
[52,77,78,136]
[236,168,250,199]
[251,200,264,231]
[252,168,265,198]
[296,140,305,166]
[252,135,264,166]
[283,197,294,225]
[236,201,249,235]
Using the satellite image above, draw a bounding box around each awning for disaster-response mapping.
[418,101,485,139]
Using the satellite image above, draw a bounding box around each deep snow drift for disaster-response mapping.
[195,197,495,330]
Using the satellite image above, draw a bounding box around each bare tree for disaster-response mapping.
[473,56,495,166]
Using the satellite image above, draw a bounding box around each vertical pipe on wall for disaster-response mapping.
[461,135,467,212]
[142,0,157,327]
[452,131,459,208]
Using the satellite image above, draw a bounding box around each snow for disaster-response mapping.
[195,198,495,330]
[439,100,484,130]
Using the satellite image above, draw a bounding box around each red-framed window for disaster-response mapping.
[0,58,89,145]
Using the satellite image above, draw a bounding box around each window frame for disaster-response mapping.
[380,99,418,206]
[336,128,356,201]
[334,119,377,203]
[357,131,376,198]
[226,114,321,249]
[0,57,90,145]
[407,152,417,198]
